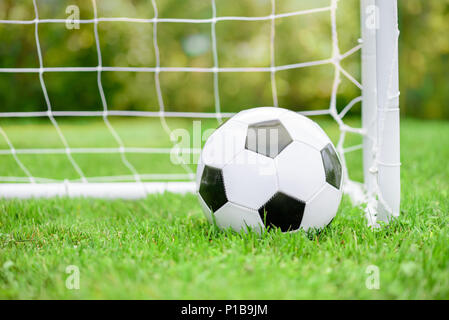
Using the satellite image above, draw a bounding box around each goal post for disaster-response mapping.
[375,0,401,222]
[360,0,400,224]
[0,0,400,225]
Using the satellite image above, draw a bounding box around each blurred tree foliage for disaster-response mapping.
[0,0,447,119]
[399,0,449,119]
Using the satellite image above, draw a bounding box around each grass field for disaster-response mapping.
[0,117,448,299]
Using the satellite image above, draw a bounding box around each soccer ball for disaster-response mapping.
[196,107,343,233]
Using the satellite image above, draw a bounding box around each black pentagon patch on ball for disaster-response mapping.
[245,120,292,158]
[199,165,228,212]
[321,143,342,189]
[258,192,305,232]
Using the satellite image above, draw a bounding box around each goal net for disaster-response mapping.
[0,0,400,226]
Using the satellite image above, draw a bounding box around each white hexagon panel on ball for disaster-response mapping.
[232,107,289,125]
[301,183,342,231]
[275,141,326,202]
[201,119,248,169]
[197,190,213,224]
[214,202,264,234]
[196,154,205,193]
[279,110,331,151]
[222,150,278,210]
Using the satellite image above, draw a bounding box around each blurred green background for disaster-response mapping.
[0,0,448,119]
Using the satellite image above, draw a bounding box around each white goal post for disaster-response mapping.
[0,0,400,226]
[361,0,400,224]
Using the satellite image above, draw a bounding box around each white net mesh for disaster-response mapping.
[0,0,377,207]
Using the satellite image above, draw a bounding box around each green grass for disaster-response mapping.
[0,118,449,299]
